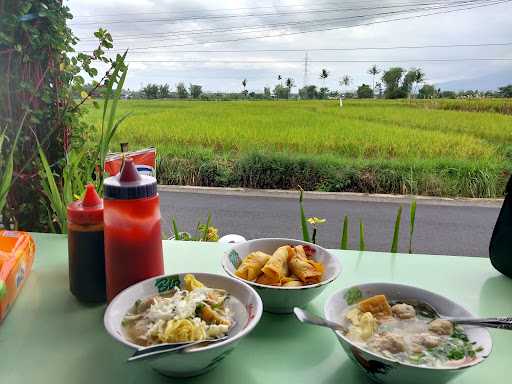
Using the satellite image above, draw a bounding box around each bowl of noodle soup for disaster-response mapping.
[104,272,262,377]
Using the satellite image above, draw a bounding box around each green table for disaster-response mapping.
[1,233,511,383]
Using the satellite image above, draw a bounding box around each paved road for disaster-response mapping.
[158,188,501,257]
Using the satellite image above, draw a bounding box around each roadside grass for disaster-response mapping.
[83,99,512,197]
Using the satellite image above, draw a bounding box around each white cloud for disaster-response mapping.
[66,0,512,91]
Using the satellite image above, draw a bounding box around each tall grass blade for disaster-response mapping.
[0,120,24,214]
[172,217,181,240]
[340,215,349,250]
[408,200,417,254]
[37,142,67,233]
[299,188,311,242]
[359,219,366,252]
[390,205,402,253]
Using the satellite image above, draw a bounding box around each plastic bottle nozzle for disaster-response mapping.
[82,184,102,207]
[119,158,141,182]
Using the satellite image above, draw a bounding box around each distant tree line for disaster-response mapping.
[120,66,512,101]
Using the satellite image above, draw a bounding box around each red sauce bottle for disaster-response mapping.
[103,158,164,301]
[67,184,106,302]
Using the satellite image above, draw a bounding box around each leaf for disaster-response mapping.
[298,188,311,242]
[344,287,363,305]
[390,205,403,253]
[0,120,24,213]
[340,215,349,250]
[37,141,67,233]
[409,200,417,254]
[359,219,366,252]
[172,217,180,240]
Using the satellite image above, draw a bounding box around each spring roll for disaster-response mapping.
[281,275,303,287]
[235,251,272,281]
[289,245,324,285]
[260,246,292,284]
[256,273,282,286]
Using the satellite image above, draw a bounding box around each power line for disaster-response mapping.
[70,0,486,25]
[89,0,510,52]
[75,0,472,41]
[117,42,512,55]
[75,0,486,42]
[126,58,512,63]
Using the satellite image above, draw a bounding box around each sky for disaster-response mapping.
[67,0,512,92]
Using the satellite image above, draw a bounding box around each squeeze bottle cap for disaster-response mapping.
[103,158,157,200]
[67,184,103,225]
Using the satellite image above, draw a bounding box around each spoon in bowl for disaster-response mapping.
[128,336,229,362]
[293,307,348,333]
[390,299,512,330]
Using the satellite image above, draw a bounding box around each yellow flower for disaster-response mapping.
[80,91,88,99]
[207,226,219,242]
[307,217,326,225]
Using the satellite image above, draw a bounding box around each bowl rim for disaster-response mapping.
[104,272,263,353]
[221,238,341,290]
[324,281,493,371]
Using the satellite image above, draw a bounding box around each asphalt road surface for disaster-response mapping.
[159,187,501,257]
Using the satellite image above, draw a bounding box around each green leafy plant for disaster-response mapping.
[0,119,24,215]
[340,215,349,250]
[390,205,403,253]
[38,51,129,232]
[171,213,219,242]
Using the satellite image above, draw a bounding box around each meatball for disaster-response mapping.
[429,319,454,335]
[412,333,441,348]
[391,303,416,319]
[369,332,406,354]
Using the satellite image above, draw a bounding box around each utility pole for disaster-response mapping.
[303,51,309,87]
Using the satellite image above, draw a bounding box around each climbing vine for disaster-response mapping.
[0,0,122,230]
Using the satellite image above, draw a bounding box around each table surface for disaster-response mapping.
[1,233,511,384]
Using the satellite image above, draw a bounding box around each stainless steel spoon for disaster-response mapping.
[293,307,348,333]
[128,336,229,362]
[390,299,512,330]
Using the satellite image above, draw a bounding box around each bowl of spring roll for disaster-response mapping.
[221,238,341,313]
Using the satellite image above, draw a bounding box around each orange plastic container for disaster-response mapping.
[0,231,35,322]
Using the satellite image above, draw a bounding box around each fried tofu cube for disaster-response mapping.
[357,294,392,319]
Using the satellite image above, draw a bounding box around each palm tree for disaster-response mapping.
[285,77,295,96]
[319,68,329,87]
[413,69,425,98]
[339,75,352,92]
[241,78,247,96]
[277,74,282,86]
[367,65,380,96]
[375,82,383,98]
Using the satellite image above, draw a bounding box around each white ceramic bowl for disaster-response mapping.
[222,238,341,313]
[104,272,263,377]
[324,283,492,384]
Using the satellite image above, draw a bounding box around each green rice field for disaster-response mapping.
[84,99,512,198]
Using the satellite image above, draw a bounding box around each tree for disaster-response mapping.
[375,82,383,98]
[176,82,188,99]
[367,65,380,96]
[189,84,202,99]
[263,87,271,98]
[273,84,290,99]
[277,74,282,85]
[285,78,295,95]
[339,75,352,94]
[319,68,329,86]
[418,84,436,99]
[142,83,159,99]
[158,83,170,98]
[241,78,248,97]
[441,90,457,99]
[299,85,318,99]
[498,85,512,97]
[318,87,329,99]
[382,67,407,99]
[357,84,374,99]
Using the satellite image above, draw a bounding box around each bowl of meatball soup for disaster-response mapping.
[324,283,492,384]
